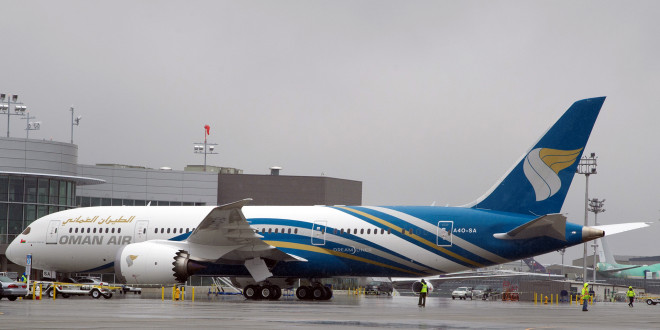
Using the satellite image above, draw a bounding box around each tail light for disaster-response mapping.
[8,284,18,288]
[21,285,27,288]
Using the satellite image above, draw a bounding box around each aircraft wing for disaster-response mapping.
[598,265,642,273]
[186,199,306,281]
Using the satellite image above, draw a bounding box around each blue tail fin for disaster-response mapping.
[468,97,606,215]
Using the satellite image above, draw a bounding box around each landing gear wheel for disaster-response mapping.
[322,286,333,300]
[296,286,311,300]
[260,285,273,300]
[91,289,102,299]
[312,286,325,300]
[243,284,259,300]
[272,286,282,300]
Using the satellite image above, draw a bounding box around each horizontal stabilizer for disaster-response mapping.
[592,222,650,236]
[493,214,566,240]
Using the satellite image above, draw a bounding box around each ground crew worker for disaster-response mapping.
[19,273,27,283]
[581,283,591,311]
[418,279,428,307]
[627,286,635,307]
[174,286,181,301]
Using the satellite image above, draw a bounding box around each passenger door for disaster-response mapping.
[436,221,453,247]
[311,220,327,246]
[46,220,61,244]
[134,220,149,243]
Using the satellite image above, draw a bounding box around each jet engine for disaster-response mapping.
[114,241,202,284]
[411,280,434,294]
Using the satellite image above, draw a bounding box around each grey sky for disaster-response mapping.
[2,0,659,265]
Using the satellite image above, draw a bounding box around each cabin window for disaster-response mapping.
[118,228,121,234]
[274,228,278,234]
[381,228,385,234]
[93,228,97,234]
[167,228,170,234]
[261,228,265,233]
[86,228,90,233]
[186,228,190,233]
[367,229,371,234]
[340,228,344,234]
[387,228,391,234]
[268,228,272,234]
[155,228,158,234]
[75,228,79,233]
[401,228,405,234]
[294,228,298,234]
[69,228,72,233]
[288,228,291,234]
[112,228,115,234]
[161,228,164,234]
[360,228,364,234]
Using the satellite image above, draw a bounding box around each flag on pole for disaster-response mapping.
[204,125,210,136]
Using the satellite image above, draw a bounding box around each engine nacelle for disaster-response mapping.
[411,280,434,294]
[114,241,197,285]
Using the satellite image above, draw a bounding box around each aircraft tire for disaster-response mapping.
[272,286,282,300]
[296,286,311,300]
[322,286,333,300]
[260,285,273,300]
[243,285,259,300]
[312,286,325,300]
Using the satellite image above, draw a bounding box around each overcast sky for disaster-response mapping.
[2,0,659,266]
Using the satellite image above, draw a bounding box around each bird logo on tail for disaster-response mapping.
[523,148,582,201]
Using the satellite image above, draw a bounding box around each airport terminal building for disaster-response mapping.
[0,136,361,273]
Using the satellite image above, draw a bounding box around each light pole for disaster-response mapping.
[576,152,597,284]
[70,106,81,144]
[589,198,605,283]
[193,124,217,172]
[22,112,41,139]
[0,93,27,137]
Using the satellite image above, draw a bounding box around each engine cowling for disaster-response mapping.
[114,241,198,285]
[411,280,434,294]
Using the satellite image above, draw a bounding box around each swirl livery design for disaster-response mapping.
[523,148,582,201]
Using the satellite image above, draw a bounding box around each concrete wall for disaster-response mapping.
[218,174,362,206]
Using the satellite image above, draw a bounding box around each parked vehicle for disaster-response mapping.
[365,281,393,296]
[472,285,493,299]
[0,275,28,301]
[451,286,473,300]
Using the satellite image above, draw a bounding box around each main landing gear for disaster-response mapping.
[241,282,333,301]
[295,283,332,301]
[243,284,282,300]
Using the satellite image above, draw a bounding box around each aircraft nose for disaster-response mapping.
[5,237,21,265]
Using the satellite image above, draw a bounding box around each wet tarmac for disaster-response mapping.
[0,293,656,329]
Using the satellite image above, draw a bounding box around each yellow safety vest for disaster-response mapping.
[627,289,635,297]
[581,286,590,299]
[421,283,428,293]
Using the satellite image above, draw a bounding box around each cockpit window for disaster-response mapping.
[21,226,31,235]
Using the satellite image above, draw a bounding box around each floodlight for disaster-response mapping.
[12,95,18,102]
[0,94,5,101]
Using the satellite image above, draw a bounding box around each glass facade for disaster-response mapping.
[0,174,76,244]
[75,196,204,207]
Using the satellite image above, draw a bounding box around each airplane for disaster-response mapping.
[6,96,649,301]
[595,234,660,279]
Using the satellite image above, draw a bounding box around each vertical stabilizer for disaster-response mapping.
[468,97,605,215]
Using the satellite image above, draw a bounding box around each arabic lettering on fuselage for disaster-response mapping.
[62,216,136,226]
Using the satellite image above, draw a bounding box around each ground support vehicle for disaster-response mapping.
[646,297,660,305]
[41,279,117,299]
[365,281,393,296]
